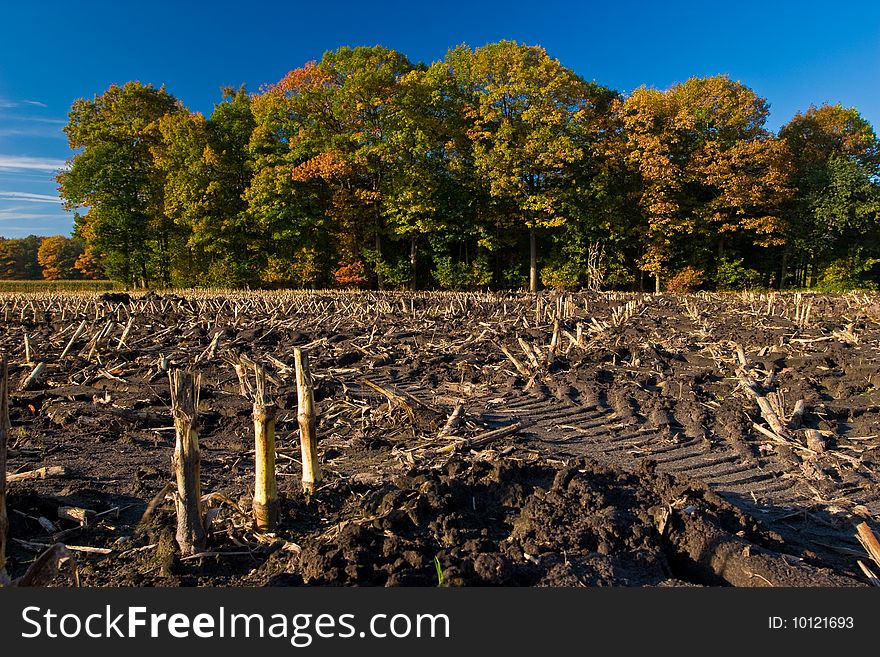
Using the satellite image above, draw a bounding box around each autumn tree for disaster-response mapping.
[541,78,624,290]
[252,47,415,288]
[153,110,211,284]
[0,239,21,279]
[74,247,104,279]
[51,43,880,293]
[37,235,84,279]
[616,76,790,290]
[58,82,182,287]
[446,41,610,292]
[247,68,338,288]
[779,104,880,287]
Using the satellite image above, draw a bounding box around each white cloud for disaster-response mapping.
[0,155,66,172]
[0,211,65,220]
[0,126,66,139]
[0,170,56,183]
[0,191,61,203]
[2,115,68,125]
[0,98,48,109]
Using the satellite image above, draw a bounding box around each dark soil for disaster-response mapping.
[2,290,879,587]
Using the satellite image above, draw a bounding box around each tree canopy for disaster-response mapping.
[50,43,880,292]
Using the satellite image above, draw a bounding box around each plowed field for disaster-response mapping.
[3,290,879,586]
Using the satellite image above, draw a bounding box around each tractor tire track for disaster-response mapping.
[369,370,880,565]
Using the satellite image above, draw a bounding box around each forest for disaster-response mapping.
[0,235,95,281]
[47,41,880,292]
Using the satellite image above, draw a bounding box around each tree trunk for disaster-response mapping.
[410,236,418,291]
[375,231,384,291]
[158,234,171,287]
[779,249,788,290]
[809,258,818,289]
[655,273,661,294]
[529,228,537,293]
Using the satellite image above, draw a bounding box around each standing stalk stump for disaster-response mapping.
[252,365,279,531]
[169,369,205,556]
[295,348,321,494]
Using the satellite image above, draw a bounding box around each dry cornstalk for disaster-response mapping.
[233,362,252,397]
[738,370,789,438]
[18,362,45,391]
[438,403,465,439]
[1,355,8,585]
[499,344,530,378]
[169,370,205,556]
[549,320,560,355]
[518,337,541,369]
[14,539,110,555]
[198,332,221,362]
[14,542,78,587]
[6,465,67,483]
[466,421,523,449]
[295,348,321,494]
[788,399,805,430]
[60,320,87,359]
[856,522,880,570]
[833,323,858,345]
[361,378,415,423]
[856,560,880,587]
[116,315,134,350]
[805,429,826,453]
[436,422,523,454]
[252,365,278,531]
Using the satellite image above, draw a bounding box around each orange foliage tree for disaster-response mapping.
[616,76,791,290]
[37,236,85,280]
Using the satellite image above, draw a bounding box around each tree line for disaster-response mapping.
[0,235,102,280]
[56,41,880,292]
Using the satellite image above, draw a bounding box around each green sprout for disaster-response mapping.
[433,556,444,587]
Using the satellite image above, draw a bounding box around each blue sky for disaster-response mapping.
[1,0,878,238]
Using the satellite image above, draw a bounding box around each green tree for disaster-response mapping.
[247,69,337,287]
[779,104,880,287]
[58,82,181,287]
[447,41,607,292]
[0,238,27,278]
[382,62,483,288]
[154,87,257,286]
[0,236,43,279]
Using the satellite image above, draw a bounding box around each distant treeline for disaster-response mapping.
[0,234,104,281]
[57,41,880,292]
